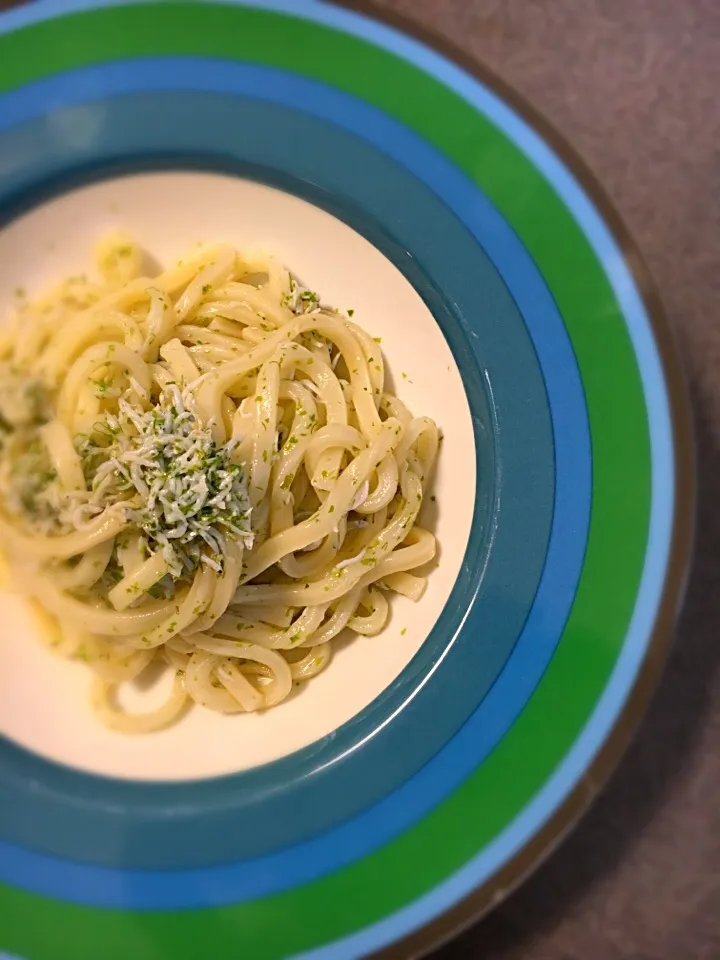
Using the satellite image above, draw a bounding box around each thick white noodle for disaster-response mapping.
[0,237,439,732]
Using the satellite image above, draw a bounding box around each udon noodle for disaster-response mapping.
[0,235,439,732]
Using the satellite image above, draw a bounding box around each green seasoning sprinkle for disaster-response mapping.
[92,386,252,577]
[401,628,407,636]
[202,283,212,294]
[285,277,322,315]
[347,309,355,317]
[92,376,113,397]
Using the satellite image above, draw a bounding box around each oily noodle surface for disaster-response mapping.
[0,235,439,733]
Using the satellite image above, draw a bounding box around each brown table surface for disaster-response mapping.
[368,1,720,958]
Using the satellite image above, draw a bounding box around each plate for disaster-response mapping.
[0,2,694,958]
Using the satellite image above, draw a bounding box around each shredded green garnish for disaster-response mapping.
[77,385,253,576]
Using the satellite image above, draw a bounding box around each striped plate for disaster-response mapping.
[0,2,694,958]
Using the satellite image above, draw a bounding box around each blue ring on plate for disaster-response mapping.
[0,60,589,900]
[0,56,572,872]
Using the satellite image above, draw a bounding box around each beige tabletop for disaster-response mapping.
[368,1,720,958]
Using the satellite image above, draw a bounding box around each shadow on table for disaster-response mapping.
[437,370,720,959]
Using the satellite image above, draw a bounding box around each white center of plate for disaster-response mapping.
[0,172,476,781]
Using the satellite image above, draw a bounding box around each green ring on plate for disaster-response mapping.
[0,3,693,959]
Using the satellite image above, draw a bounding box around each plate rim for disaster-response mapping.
[321,1,696,956]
